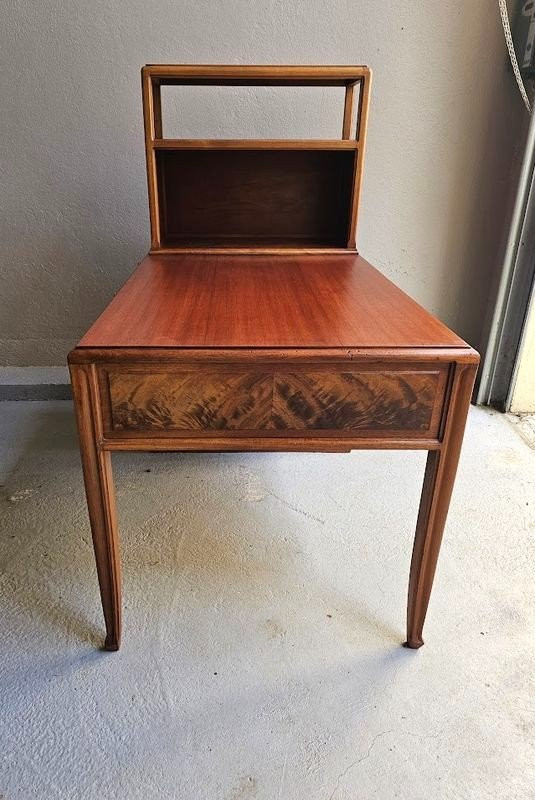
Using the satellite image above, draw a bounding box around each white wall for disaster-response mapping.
[0,0,525,365]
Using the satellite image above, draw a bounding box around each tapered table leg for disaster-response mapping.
[405,363,478,649]
[70,364,122,650]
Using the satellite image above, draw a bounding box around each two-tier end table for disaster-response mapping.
[68,65,479,651]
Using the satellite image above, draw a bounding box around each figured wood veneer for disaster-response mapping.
[110,371,273,431]
[108,368,444,435]
[271,371,440,431]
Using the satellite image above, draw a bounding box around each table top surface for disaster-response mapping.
[78,253,469,350]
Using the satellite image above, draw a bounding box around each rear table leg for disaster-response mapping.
[70,364,122,650]
[405,363,477,649]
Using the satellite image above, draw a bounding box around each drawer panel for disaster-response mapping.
[106,366,447,437]
[109,371,273,431]
[272,371,440,431]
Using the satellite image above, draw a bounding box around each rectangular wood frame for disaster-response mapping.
[141,64,371,251]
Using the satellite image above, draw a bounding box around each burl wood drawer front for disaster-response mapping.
[105,367,447,436]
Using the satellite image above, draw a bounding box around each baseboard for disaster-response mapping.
[0,367,71,400]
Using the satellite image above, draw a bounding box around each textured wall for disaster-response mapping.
[0,0,524,365]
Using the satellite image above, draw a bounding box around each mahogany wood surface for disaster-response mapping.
[152,139,359,149]
[79,254,469,350]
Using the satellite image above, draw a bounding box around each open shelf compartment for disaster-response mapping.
[142,65,371,251]
[156,148,356,249]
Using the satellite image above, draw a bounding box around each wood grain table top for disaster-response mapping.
[78,253,469,350]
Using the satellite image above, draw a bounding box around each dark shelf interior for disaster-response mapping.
[156,149,355,248]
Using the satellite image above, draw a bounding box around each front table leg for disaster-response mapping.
[70,364,122,650]
[405,363,477,649]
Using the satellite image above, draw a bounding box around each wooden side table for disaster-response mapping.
[68,65,479,651]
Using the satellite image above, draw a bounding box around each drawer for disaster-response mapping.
[101,365,449,438]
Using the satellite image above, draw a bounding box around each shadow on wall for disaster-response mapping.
[440,83,527,355]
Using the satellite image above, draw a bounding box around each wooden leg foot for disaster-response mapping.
[70,364,122,651]
[103,635,121,651]
[403,637,424,650]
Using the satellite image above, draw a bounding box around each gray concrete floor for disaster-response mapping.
[0,402,534,800]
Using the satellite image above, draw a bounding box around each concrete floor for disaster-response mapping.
[0,402,534,800]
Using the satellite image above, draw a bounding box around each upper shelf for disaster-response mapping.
[143,64,370,86]
[142,65,372,250]
[151,138,359,150]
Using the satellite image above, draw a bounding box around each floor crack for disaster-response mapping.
[328,729,392,799]
[268,490,325,525]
